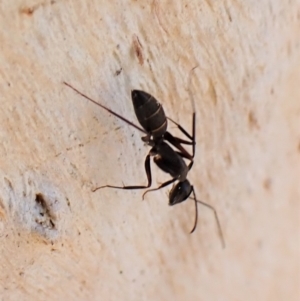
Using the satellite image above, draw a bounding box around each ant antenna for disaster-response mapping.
[190,187,225,248]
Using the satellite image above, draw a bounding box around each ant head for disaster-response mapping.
[169,180,192,206]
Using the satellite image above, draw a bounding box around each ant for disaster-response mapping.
[63,73,225,248]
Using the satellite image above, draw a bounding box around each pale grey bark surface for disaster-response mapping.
[0,1,299,300]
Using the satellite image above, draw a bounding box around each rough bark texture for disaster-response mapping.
[0,1,299,300]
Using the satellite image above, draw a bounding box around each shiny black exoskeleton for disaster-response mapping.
[131,90,167,140]
[64,81,225,247]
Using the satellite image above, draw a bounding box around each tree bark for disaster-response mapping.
[0,1,299,300]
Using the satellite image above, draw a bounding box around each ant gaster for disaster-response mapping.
[63,73,225,248]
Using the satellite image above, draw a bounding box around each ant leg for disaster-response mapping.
[191,112,196,158]
[165,66,198,157]
[166,112,196,158]
[187,160,194,171]
[63,82,146,134]
[164,131,193,160]
[174,150,195,162]
[187,66,197,158]
[189,187,225,248]
[142,178,177,200]
[92,153,152,192]
[167,117,193,141]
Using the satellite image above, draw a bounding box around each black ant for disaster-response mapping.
[64,72,225,247]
